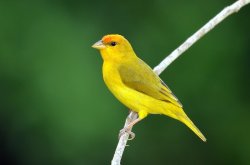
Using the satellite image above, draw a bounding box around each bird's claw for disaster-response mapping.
[119,128,135,140]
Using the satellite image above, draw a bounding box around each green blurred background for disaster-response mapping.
[0,0,250,164]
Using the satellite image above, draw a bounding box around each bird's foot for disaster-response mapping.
[119,128,135,140]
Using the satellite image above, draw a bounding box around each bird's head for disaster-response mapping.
[92,34,135,61]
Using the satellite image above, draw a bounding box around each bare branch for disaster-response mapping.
[111,0,250,165]
[111,111,138,165]
[154,0,250,75]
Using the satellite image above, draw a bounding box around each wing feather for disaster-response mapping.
[118,59,182,108]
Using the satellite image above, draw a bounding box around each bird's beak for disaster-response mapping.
[92,40,106,50]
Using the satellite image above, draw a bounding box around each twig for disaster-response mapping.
[154,0,250,75]
[111,0,250,165]
[111,111,138,165]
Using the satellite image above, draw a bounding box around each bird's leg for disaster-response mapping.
[119,118,141,140]
[126,118,142,130]
[119,111,147,140]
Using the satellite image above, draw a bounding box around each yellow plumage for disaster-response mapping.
[92,34,206,142]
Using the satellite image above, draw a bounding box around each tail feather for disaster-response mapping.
[180,114,207,142]
[162,104,206,142]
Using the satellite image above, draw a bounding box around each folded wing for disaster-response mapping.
[118,58,182,108]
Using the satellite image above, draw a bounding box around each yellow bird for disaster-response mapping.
[92,34,206,142]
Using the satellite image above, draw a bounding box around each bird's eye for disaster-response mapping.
[110,42,117,46]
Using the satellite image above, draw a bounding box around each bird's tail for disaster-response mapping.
[179,113,207,142]
[162,105,206,142]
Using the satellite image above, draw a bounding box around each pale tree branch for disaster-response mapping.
[111,0,250,165]
[154,0,250,75]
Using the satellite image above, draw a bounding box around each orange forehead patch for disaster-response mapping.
[102,34,123,44]
[102,36,112,44]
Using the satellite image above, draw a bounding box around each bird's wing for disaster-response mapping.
[119,59,183,108]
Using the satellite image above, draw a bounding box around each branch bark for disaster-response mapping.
[111,0,250,165]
